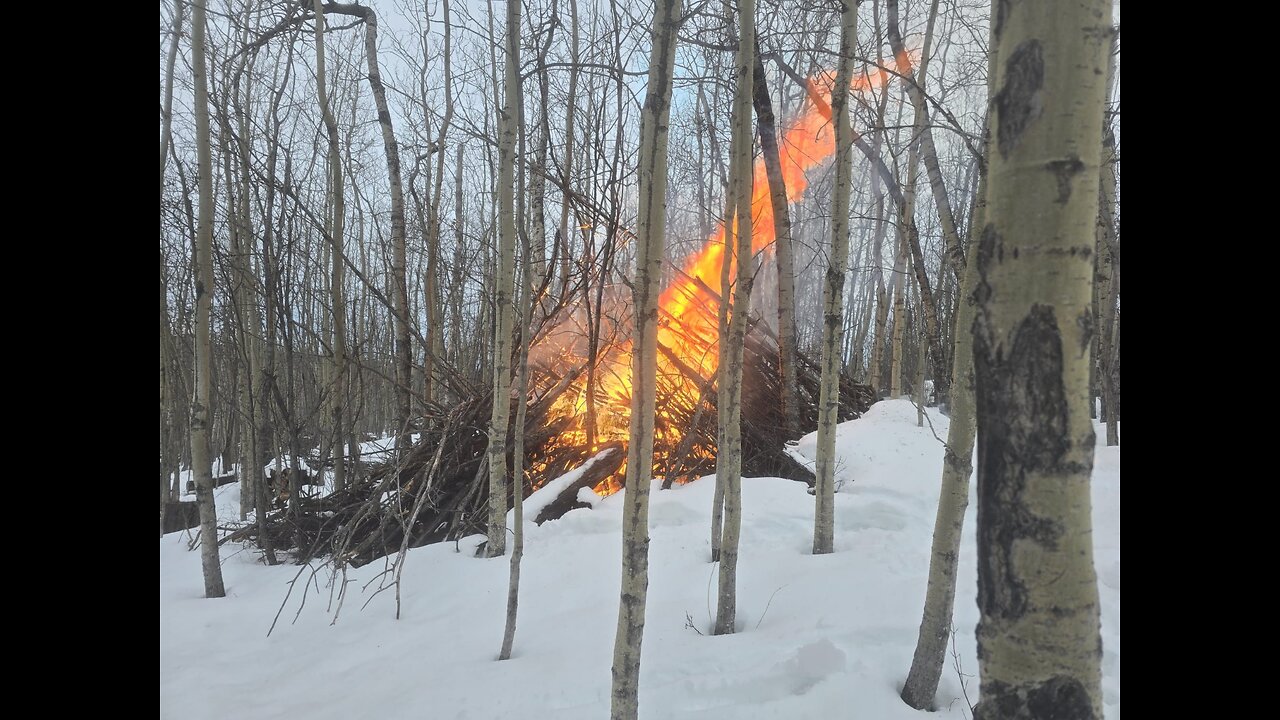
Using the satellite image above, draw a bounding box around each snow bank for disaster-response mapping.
[161,399,1120,719]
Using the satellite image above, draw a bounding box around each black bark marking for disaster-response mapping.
[975,676,1097,720]
[971,225,998,308]
[825,268,846,333]
[1046,157,1085,203]
[973,303,1070,624]
[1077,308,1093,356]
[995,40,1044,159]
[994,0,1011,37]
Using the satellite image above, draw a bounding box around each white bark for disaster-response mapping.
[313,0,348,493]
[190,0,225,598]
[158,0,184,202]
[610,1,680,716]
[486,0,521,558]
[901,128,988,710]
[972,2,1111,716]
[714,0,755,636]
[813,0,858,556]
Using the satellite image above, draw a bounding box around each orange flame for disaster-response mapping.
[550,52,916,494]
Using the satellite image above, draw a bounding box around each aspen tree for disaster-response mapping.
[485,0,521,558]
[609,0,681,715]
[972,2,1111,716]
[190,0,226,597]
[813,0,858,556]
[715,0,755,636]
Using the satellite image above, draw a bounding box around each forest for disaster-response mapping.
[159,0,1121,718]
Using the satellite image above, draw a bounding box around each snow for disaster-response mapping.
[257,433,422,480]
[161,399,1120,719]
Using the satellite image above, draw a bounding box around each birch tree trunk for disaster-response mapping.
[714,0,755,636]
[190,0,225,598]
[158,0,185,525]
[888,0,965,277]
[710,76,743,566]
[324,2,410,450]
[887,0,952,402]
[752,48,800,437]
[813,0,857,556]
[486,0,521,558]
[313,0,348,492]
[1096,32,1120,447]
[159,0,184,201]
[972,2,1111,717]
[890,246,908,398]
[610,0,680,715]
[556,0,580,295]
[425,0,454,410]
[900,124,989,711]
[865,63,893,397]
[231,139,258,521]
[499,153,536,661]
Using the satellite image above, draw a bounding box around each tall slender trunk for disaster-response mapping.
[813,0,857,556]
[1096,32,1120,447]
[556,0,580,292]
[221,43,257,521]
[972,2,1111,717]
[323,2,411,450]
[254,61,288,567]
[752,47,800,437]
[453,144,465,368]
[865,40,893,397]
[189,0,225,598]
[159,0,185,201]
[610,1,680,716]
[901,115,990,710]
[425,0,454,410]
[710,75,743,566]
[715,0,755,636]
[887,0,965,277]
[891,10,949,402]
[915,292,927,424]
[158,0,186,521]
[313,0,348,492]
[486,0,522,558]
[890,243,908,398]
[500,128,538,662]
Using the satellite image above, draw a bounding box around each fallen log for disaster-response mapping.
[533,442,626,525]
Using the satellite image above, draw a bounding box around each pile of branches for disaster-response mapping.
[230,320,874,567]
[652,316,874,486]
[226,367,602,566]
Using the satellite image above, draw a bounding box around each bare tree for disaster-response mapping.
[312,0,349,492]
[323,2,412,451]
[485,0,522,559]
[901,126,989,712]
[610,0,682,716]
[812,0,858,556]
[190,0,226,597]
[714,0,755,636]
[752,46,800,436]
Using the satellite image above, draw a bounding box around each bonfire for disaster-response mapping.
[232,54,924,565]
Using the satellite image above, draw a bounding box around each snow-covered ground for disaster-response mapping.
[160,399,1120,719]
